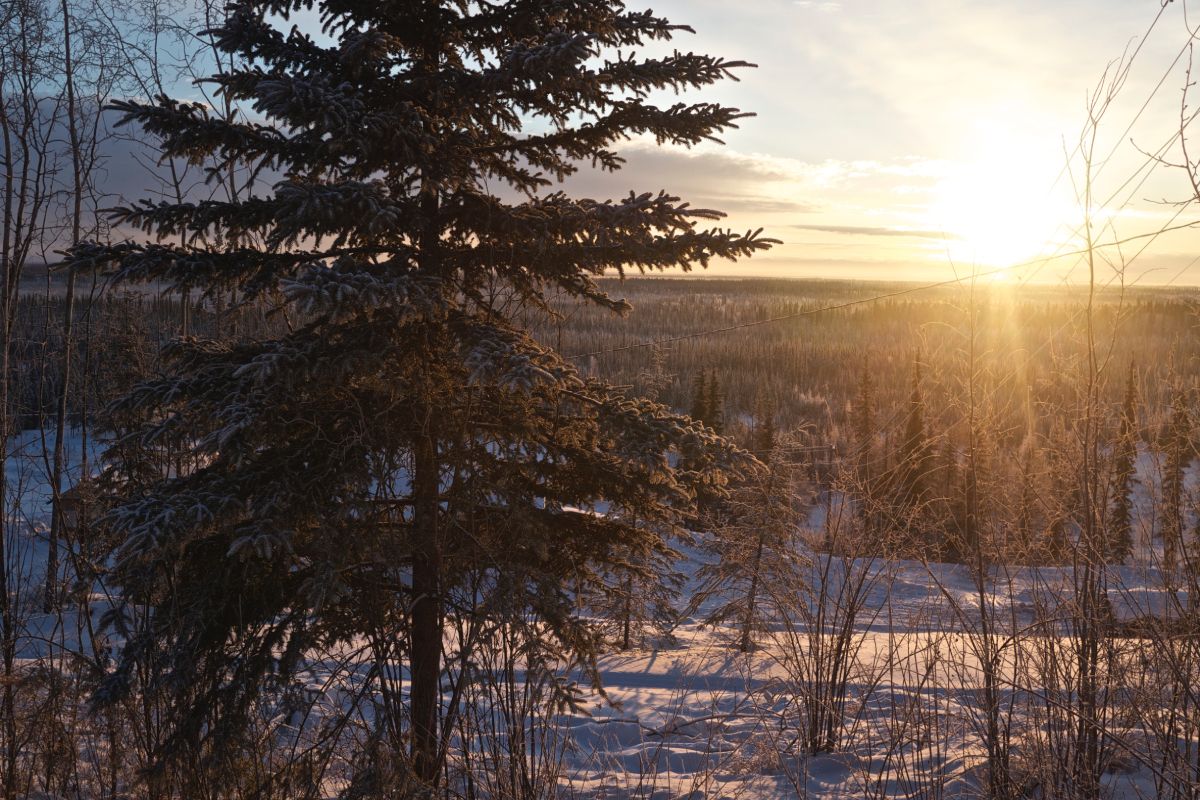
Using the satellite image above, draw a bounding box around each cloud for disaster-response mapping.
[719,195,823,214]
[793,0,841,10]
[558,143,822,215]
[556,141,952,222]
[788,223,960,240]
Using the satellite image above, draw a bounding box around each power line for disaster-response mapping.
[1044,3,1173,196]
[1019,45,1200,286]
[945,5,1195,290]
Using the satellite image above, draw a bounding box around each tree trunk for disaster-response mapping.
[1,76,20,800]
[410,428,442,786]
[45,0,81,613]
[740,530,765,653]
[621,574,633,650]
[0,261,16,800]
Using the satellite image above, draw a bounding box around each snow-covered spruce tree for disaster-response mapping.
[1106,362,1138,563]
[888,353,934,554]
[588,511,686,650]
[691,413,804,653]
[70,1,772,790]
[1161,386,1191,575]
[851,356,875,474]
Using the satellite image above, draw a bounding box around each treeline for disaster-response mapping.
[9,276,1198,574]
[544,277,1199,442]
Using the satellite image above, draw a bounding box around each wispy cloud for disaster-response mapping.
[793,0,841,11]
[788,223,960,240]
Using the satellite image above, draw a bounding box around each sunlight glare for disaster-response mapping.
[925,126,1077,270]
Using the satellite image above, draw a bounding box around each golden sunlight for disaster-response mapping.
[924,126,1079,271]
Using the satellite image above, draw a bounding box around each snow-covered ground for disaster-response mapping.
[557,549,1185,798]
[5,432,1199,797]
[4,426,100,523]
[545,447,1200,798]
[3,427,109,661]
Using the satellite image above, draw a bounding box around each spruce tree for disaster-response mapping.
[706,369,725,433]
[692,421,800,653]
[690,369,710,425]
[938,436,967,562]
[1045,423,1076,564]
[70,2,772,788]
[592,511,685,651]
[752,391,777,455]
[1162,387,1191,574]
[851,356,875,464]
[850,356,877,531]
[1016,439,1039,559]
[898,355,931,500]
[635,342,672,402]
[892,353,933,551]
[1107,363,1138,563]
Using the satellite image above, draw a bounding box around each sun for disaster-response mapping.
[924,130,1078,271]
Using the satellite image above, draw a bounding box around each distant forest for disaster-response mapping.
[540,276,1199,438]
[11,275,1198,435]
[16,276,1198,445]
[11,275,1198,568]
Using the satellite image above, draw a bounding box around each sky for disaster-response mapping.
[561,0,1200,286]
[118,0,1200,287]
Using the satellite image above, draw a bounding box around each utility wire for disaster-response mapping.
[1045,3,1173,195]
[1016,11,1200,287]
